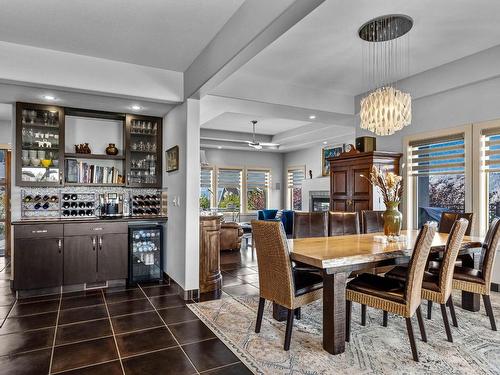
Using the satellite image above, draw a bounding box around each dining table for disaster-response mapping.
[286,230,483,355]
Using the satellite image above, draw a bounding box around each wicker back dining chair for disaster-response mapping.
[361,210,385,234]
[251,220,323,350]
[346,222,438,361]
[451,217,500,331]
[328,211,360,236]
[292,211,328,239]
[385,218,469,342]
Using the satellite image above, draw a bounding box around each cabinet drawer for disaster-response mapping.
[15,224,64,239]
[64,222,128,236]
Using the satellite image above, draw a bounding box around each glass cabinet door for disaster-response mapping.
[16,103,64,186]
[130,225,163,283]
[126,114,162,188]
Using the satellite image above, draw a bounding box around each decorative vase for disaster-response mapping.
[383,201,402,236]
[105,143,118,155]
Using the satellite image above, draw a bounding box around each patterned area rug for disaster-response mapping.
[188,292,500,375]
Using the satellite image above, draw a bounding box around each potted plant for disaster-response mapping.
[363,165,404,236]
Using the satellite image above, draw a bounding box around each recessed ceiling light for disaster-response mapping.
[43,95,56,101]
[131,105,142,111]
[323,141,328,145]
[309,115,316,119]
[217,146,222,149]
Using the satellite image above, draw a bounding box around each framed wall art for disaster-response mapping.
[166,145,179,173]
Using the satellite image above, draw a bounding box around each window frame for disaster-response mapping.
[215,166,243,212]
[200,166,215,210]
[403,125,472,231]
[286,165,306,210]
[245,167,271,213]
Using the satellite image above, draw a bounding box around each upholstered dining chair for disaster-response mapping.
[439,212,474,235]
[251,220,323,350]
[346,222,438,362]
[293,211,328,239]
[385,218,469,342]
[361,210,385,234]
[446,217,500,331]
[328,211,360,236]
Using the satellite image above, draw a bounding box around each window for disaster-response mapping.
[200,167,214,210]
[217,168,242,211]
[246,169,270,211]
[408,134,466,228]
[480,127,500,224]
[287,167,305,210]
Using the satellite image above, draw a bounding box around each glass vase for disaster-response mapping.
[383,201,402,236]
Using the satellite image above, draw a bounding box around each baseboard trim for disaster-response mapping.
[163,272,199,301]
[492,283,499,293]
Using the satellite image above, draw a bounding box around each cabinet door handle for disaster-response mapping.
[98,236,103,250]
[92,236,96,251]
[57,239,62,253]
[32,229,48,234]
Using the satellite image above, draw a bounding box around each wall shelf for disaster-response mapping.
[65,183,125,187]
[64,153,125,160]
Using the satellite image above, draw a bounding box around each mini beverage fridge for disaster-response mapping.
[129,224,163,284]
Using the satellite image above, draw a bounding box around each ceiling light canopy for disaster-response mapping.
[131,105,142,111]
[309,115,316,120]
[359,15,413,136]
[43,95,56,101]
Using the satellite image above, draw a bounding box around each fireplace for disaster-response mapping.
[309,191,330,212]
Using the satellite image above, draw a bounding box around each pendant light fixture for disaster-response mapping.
[359,15,413,136]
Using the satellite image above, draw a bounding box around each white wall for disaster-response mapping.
[0,120,12,146]
[203,148,283,210]
[163,99,200,292]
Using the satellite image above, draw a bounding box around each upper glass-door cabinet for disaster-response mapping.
[16,102,65,186]
[125,114,162,188]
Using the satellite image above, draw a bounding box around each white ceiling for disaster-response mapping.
[0,0,244,72]
[201,112,312,135]
[222,0,500,95]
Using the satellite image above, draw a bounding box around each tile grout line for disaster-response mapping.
[47,291,62,375]
[138,284,201,375]
[101,289,126,375]
[198,361,242,374]
[50,358,120,375]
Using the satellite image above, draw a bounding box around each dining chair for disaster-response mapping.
[328,211,360,236]
[251,220,323,350]
[384,218,469,342]
[439,212,474,235]
[361,210,384,234]
[346,222,438,362]
[293,212,328,239]
[447,217,500,331]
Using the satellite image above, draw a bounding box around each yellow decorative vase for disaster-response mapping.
[383,201,402,236]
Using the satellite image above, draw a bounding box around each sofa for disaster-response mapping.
[220,221,244,251]
[257,209,294,237]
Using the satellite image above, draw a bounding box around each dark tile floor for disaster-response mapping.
[0,242,258,374]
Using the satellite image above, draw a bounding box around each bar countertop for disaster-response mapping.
[12,216,168,225]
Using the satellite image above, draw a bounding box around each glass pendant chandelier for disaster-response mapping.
[359,15,413,136]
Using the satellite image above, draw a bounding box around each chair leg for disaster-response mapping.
[255,297,265,333]
[440,303,453,342]
[447,296,458,328]
[346,300,352,342]
[361,304,367,326]
[416,306,427,342]
[294,307,301,320]
[382,311,388,327]
[483,294,497,331]
[427,300,433,319]
[405,318,419,362]
[284,308,295,351]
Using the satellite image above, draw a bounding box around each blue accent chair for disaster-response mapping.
[257,209,294,237]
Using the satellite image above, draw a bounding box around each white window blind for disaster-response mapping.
[217,169,242,189]
[409,133,465,176]
[287,168,305,188]
[246,170,270,191]
[481,127,500,173]
[200,168,213,189]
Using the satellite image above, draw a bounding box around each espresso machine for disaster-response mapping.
[99,192,124,218]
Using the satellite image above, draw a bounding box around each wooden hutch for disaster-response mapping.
[328,150,402,213]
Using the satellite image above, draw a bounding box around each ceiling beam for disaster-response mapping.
[184,0,326,100]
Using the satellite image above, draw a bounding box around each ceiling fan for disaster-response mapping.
[244,120,279,150]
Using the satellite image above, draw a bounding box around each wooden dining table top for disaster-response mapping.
[288,230,483,270]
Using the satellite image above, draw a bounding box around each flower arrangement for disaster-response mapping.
[362,165,403,205]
